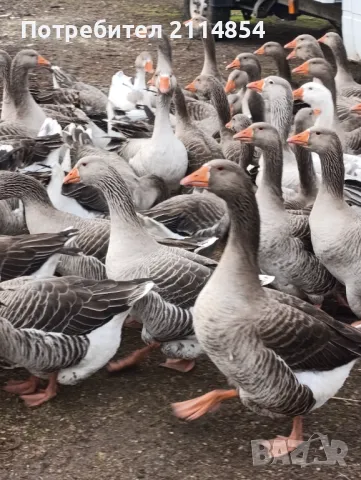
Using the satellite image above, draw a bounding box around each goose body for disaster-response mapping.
[174,159,361,450]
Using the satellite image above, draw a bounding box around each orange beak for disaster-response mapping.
[286,50,297,60]
[284,39,297,49]
[63,167,80,184]
[37,55,51,66]
[183,19,192,26]
[233,126,254,143]
[180,164,210,188]
[224,79,236,94]
[247,79,265,93]
[185,80,197,92]
[147,75,155,86]
[226,58,241,70]
[351,103,361,115]
[225,120,232,129]
[292,61,309,75]
[254,45,265,55]
[313,108,321,116]
[158,75,171,94]
[144,61,154,74]
[292,86,304,100]
[318,35,327,44]
[287,130,310,146]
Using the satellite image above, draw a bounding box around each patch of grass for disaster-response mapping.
[230,11,329,29]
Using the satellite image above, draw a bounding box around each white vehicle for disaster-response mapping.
[183,0,361,61]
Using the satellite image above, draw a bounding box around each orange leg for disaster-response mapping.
[172,389,238,421]
[107,343,160,372]
[4,375,40,395]
[160,358,196,373]
[20,373,58,407]
[124,316,143,330]
[266,416,304,457]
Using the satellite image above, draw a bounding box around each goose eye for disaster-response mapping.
[217,166,224,171]
[309,87,313,90]
[315,132,321,136]
[269,80,274,85]
[259,127,264,131]
[82,163,88,167]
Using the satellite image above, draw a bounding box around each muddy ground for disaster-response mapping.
[1,0,361,479]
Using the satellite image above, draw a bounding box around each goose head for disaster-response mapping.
[292,58,331,78]
[294,107,318,133]
[286,40,324,61]
[14,49,51,69]
[180,159,251,199]
[225,113,252,133]
[185,74,219,97]
[254,41,285,58]
[292,81,332,108]
[154,35,176,95]
[247,75,292,101]
[233,122,281,149]
[317,31,342,50]
[63,155,109,187]
[183,14,207,31]
[284,34,318,50]
[135,51,154,73]
[287,126,340,154]
[226,53,261,78]
[225,69,249,94]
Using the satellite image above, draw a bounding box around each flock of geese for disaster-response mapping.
[2,14,361,454]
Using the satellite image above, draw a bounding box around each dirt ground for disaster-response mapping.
[1,0,361,479]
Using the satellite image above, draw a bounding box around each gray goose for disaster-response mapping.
[292,58,361,129]
[254,41,294,85]
[285,107,318,212]
[174,159,361,452]
[318,32,361,99]
[284,34,324,60]
[0,229,79,282]
[1,50,50,135]
[63,157,217,372]
[225,53,264,123]
[234,122,335,303]
[51,65,108,116]
[0,276,154,406]
[186,75,254,169]
[288,126,361,318]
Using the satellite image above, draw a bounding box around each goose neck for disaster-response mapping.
[134,68,146,89]
[152,93,173,138]
[9,62,31,108]
[0,175,53,207]
[174,87,190,125]
[200,25,219,78]
[332,41,353,81]
[94,168,155,245]
[209,81,231,127]
[294,146,318,199]
[274,54,291,82]
[257,141,284,204]
[265,94,292,145]
[217,191,264,297]
[315,73,337,107]
[318,143,344,200]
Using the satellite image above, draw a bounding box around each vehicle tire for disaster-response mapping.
[210,7,231,40]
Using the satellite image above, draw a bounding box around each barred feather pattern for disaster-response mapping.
[0,316,89,375]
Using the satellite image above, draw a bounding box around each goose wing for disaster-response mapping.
[0,276,152,335]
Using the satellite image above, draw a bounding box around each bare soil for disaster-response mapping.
[0,1,361,479]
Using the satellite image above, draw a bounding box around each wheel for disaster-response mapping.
[210,7,231,41]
